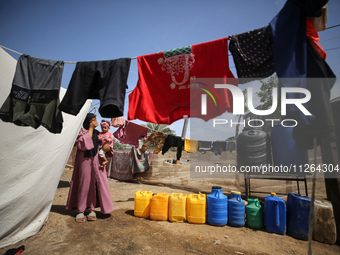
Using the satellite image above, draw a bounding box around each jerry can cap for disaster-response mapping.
[271,192,276,196]
[212,186,222,190]
[231,191,241,194]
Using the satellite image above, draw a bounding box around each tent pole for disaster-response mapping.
[181,115,189,139]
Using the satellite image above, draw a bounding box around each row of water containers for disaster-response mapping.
[134,186,337,244]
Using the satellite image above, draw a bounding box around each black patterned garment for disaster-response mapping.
[229,26,275,83]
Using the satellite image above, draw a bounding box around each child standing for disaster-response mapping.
[98,120,113,167]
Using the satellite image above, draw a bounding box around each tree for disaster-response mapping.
[255,73,281,133]
[142,123,176,137]
[256,74,280,113]
[141,123,176,149]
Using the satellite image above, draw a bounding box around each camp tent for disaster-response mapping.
[0,48,91,248]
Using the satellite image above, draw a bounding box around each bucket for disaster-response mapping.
[228,191,245,227]
[149,193,169,221]
[265,193,286,235]
[206,186,228,226]
[134,191,153,218]
[246,198,264,229]
[287,193,311,240]
[313,200,337,244]
[169,193,187,222]
[186,193,206,224]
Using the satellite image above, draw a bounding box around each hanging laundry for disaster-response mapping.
[306,18,326,60]
[229,26,275,83]
[108,147,152,181]
[113,120,148,148]
[130,146,153,175]
[59,58,131,118]
[211,141,227,155]
[161,135,184,160]
[0,55,64,133]
[197,140,212,153]
[269,0,328,128]
[311,4,328,32]
[140,131,168,154]
[128,37,237,125]
[184,138,198,153]
[292,39,336,150]
[111,117,125,127]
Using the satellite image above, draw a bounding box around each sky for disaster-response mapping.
[1,0,340,139]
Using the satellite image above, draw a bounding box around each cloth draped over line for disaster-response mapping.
[184,138,198,153]
[270,0,335,150]
[293,39,336,150]
[162,135,184,161]
[111,117,125,128]
[0,55,64,133]
[66,128,114,214]
[269,0,328,127]
[113,120,148,148]
[127,37,237,125]
[59,58,131,118]
[108,146,153,181]
[140,130,168,155]
[229,26,275,84]
[198,140,212,153]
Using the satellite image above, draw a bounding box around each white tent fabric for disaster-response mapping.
[0,48,91,248]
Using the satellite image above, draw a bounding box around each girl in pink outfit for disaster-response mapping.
[98,120,114,167]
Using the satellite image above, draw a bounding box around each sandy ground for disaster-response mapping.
[1,164,339,255]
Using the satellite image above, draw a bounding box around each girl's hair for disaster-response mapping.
[101,120,110,128]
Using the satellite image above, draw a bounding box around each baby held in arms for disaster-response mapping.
[98,120,113,167]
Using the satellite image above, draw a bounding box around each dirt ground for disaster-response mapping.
[1,165,339,255]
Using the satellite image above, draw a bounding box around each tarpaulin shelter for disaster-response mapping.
[0,48,91,248]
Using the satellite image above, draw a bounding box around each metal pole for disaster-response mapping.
[181,115,189,139]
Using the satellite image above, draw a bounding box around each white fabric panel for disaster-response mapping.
[0,48,91,248]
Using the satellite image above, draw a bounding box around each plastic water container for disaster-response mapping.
[228,191,245,227]
[237,129,272,167]
[246,198,264,229]
[169,193,187,222]
[271,125,308,167]
[149,193,169,221]
[134,191,153,218]
[287,193,311,240]
[186,193,206,224]
[265,193,286,235]
[313,200,337,244]
[206,186,228,226]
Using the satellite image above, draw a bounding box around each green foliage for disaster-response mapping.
[141,123,176,149]
[256,74,279,111]
[142,123,176,136]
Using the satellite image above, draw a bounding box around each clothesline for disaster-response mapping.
[0,37,232,64]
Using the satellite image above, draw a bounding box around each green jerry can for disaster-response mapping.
[246,198,264,229]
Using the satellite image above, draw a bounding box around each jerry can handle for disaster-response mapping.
[275,201,280,227]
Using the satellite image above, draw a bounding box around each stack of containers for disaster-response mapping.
[134,191,153,218]
[264,192,286,235]
[237,129,272,168]
[206,186,228,226]
[228,191,245,227]
[150,193,170,221]
[186,193,206,224]
[169,193,187,222]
